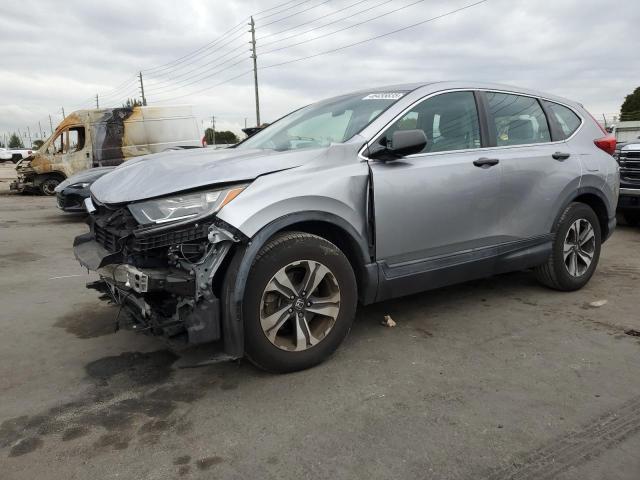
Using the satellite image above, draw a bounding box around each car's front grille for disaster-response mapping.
[134,223,210,251]
[618,151,640,185]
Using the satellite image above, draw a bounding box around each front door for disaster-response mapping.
[370,91,503,271]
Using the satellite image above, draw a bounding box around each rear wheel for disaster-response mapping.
[39,176,61,196]
[535,202,601,291]
[243,232,357,373]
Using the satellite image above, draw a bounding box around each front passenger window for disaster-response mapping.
[384,91,481,154]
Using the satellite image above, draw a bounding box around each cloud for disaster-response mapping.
[1,0,638,141]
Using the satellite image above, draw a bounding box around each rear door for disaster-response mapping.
[369,91,503,268]
[479,91,582,241]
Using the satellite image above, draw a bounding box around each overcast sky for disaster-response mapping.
[2,0,639,142]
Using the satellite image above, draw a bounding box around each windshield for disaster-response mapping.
[237,91,407,152]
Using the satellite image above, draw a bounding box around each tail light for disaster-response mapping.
[594,135,616,156]
[584,109,616,156]
[27,150,32,154]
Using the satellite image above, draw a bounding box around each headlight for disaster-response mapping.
[128,184,247,225]
[70,182,90,189]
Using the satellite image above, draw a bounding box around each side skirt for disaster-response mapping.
[375,236,552,302]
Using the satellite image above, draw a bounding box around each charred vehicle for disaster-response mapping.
[74,82,619,373]
[11,106,200,196]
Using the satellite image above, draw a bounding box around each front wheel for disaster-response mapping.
[534,202,601,291]
[39,176,61,196]
[242,232,357,373]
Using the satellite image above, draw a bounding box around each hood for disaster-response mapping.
[91,147,325,204]
[56,166,116,191]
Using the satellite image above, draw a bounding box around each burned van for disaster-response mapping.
[11,105,200,195]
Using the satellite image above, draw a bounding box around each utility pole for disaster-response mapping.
[249,17,260,127]
[211,115,216,145]
[139,72,147,106]
[49,114,54,135]
[61,107,66,119]
[96,94,99,109]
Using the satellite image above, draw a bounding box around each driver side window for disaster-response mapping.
[384,91,481,154]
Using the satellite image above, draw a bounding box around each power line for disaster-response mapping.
[257,0,372,42]
[260,0,430,56]
[145,40,248,88]
[141,0,312,76]
[144,29,249,80]
[150,0,488,105]
[144,0,418,99]
[259,0,333,28]
[259,0,394,48]
[145,55,251,97]
[261,0,489,69]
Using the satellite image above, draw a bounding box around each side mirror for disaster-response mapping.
[368,129,427,161]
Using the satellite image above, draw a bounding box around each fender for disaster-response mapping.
[221,211,377,358]
[552,185,615,240]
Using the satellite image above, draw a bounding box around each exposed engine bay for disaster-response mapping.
[74,201,241,346]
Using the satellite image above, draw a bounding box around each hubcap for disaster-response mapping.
[259,259,340,352]
[563,218,596,277]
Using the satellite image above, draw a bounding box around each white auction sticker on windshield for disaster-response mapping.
[362,92,405,100]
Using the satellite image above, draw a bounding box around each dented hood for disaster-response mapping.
[90,147,323,204]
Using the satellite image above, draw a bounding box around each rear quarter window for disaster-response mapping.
[542,101,582,139]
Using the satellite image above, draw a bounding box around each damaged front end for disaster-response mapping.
[10,159,37,193]
[74,197,243,346]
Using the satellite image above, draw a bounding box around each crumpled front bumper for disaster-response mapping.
[74,232,225,345]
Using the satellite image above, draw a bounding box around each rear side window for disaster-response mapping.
[486,92,551,146]
[542,101,581,139]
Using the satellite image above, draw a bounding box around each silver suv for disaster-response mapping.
[74,81,619,372]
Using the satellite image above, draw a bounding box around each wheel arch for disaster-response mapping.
[219,211,377,358]
[553,187,613,241]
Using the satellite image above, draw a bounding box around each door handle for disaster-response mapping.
[473,157,499,168]
[552,151,571,161]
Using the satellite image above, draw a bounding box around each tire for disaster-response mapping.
[534,202,601,291]
[12,154,21,163]
[39,176,61,196]
[622,211,640,227]
[242,232,357,373]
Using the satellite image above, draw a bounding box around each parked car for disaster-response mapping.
[73,81,619,373]
[11,105,200,195]
[1,148,33,163]
[54,166,115,212]
[0,147,12,162]
[614,139,640,225]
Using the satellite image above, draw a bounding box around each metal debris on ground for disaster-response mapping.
[382,315,396,327]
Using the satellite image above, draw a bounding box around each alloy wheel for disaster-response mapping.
[259,259,341,352]
[563,218,596,277]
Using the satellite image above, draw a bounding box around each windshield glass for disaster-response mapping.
[237,91,407,152]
